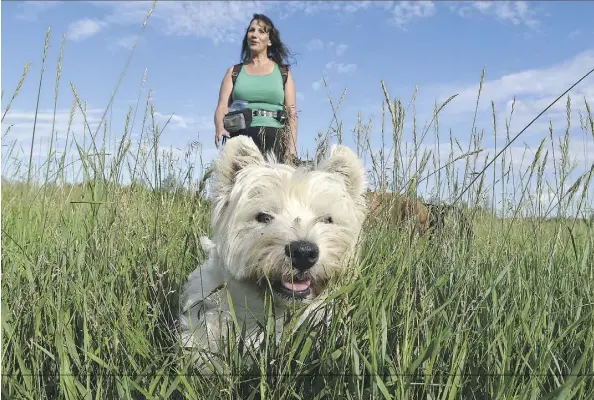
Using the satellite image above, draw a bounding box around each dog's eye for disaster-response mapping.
[256,212,274,224]
[319,216,333,224]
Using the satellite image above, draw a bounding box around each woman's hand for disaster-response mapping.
[215,128,230,148]
[214,66,234,149]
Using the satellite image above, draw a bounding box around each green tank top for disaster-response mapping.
[231,63,285,128]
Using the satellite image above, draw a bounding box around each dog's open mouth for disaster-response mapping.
[273,277,312,300]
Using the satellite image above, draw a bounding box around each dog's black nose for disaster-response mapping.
[285,240,319,271]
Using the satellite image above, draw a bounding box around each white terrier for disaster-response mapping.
[178,136,367,358]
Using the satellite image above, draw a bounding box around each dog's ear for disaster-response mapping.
[214,136,265,188]
[318,144,367,198]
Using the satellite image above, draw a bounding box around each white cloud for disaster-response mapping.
[312,79,324,92]
[82,1,547,47]
[281,1,373,16]
[306,39,348,56]
[325,61,357,74]
[153,112,190,130]
[67,18,108,42]
[1,106,217,184]
[342,1,374,13]
[283,1,544,32]
[306,38,324,51]
[111,35,143,51]
[2,107,105,180]
[152,112,215,135]
[435,49,594,123]
[2,108,105,144]
[15,1,61,22]
[94,1,270,45]
[335,43,348,56]
[1,107,212,153]
[158,2,268,44]
[346,50,593,165]
[326,42,349,57]
[386,1,436,29]
[90,0,154,26]
[453,1,540,29]
[90,1,437,45]
[504,90,594,122]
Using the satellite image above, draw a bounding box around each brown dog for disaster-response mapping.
[366,191,430,234]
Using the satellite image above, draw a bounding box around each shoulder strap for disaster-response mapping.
[279,64,289,88]
[231,63,243,86]
[228,63,243,106]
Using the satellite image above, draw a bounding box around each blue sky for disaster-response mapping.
[2,1,593,213]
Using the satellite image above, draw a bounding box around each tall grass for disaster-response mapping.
[2,12,594,400]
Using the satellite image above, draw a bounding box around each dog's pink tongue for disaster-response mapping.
[282,279,311,292]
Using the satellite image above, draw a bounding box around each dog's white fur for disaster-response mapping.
[178,136,367,356]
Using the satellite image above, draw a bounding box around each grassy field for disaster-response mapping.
[2,18,594,400]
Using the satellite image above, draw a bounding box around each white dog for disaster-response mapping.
[178,136,368,359]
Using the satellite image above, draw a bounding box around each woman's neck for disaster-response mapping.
[250,52,271,65]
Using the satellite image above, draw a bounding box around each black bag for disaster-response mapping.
[223,107,252,133]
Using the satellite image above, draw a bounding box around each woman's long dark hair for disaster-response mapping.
[240,14,295,66]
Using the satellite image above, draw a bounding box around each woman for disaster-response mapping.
[214,14,298,164]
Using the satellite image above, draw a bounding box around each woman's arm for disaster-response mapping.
[283,68,298,159]
[214,66,234,148]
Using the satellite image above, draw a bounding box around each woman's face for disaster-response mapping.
[246,19,271,55]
